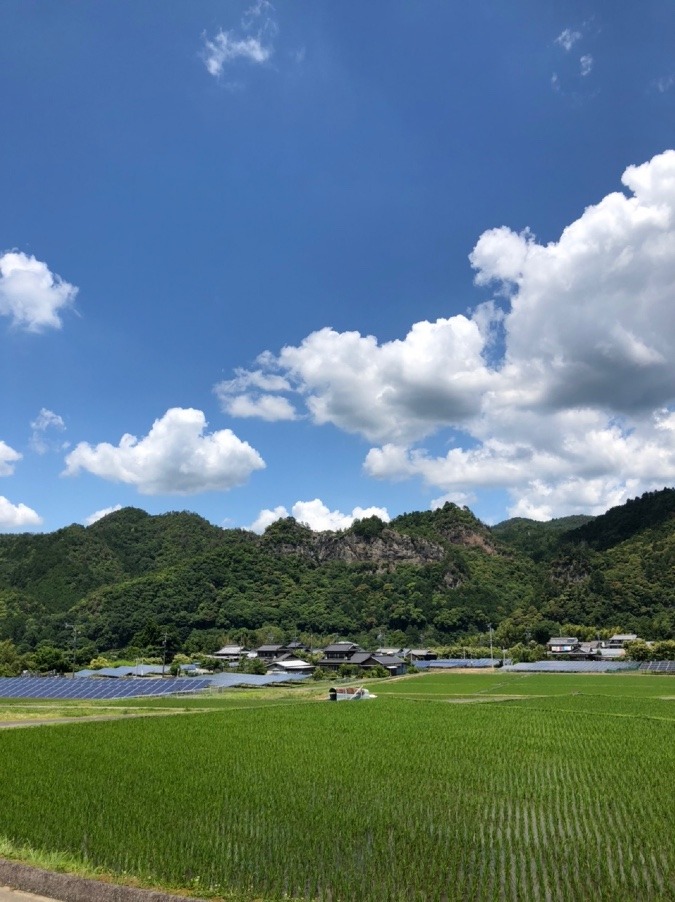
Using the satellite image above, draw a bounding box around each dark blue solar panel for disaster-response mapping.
[639,660,675,673]
[204,673,308,688]
[416,658,501,669]
[0,677,212,700]
[502,661,639,673]
[0,672,310,700]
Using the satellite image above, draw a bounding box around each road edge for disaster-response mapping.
[0,861,208,902]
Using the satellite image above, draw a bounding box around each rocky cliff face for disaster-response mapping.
[310,528,445,567]
[266,526,445,568]
[262,508,501,569]
[432,523,498,556]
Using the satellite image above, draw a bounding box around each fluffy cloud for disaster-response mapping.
[0,496,42,529]
[0,441,21,477]
[84,504,123,526]
[247,505,289,534]
[247,499,390,534]
[364,408,675,518]
[215,368,297,421]
[230,318,493,444]
[30,408,67,454]
[63,408,265,495]
[471,151,675,417]
[202,1,277,77]
[507,478,643,521]
[225,394,297,420]
[431,491,477,510]
[224,151,675,518]
[0,252,77,331]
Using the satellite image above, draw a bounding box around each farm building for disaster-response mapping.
[547,637,580,655]
[268,656,314,675]
[256,644,285,662]
[375,647,437,662]
[319,650,406,675]
[317,642,364,668]
[213,645,247,663]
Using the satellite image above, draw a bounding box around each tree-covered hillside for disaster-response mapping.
[1,491,674,661]
[491,515,594,561]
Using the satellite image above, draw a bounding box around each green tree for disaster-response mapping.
[0,639,22,676]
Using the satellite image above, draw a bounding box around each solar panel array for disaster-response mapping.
[0,677,213,700]
[417,658,501,669]
[502,660,639,673]
[76,665,166,678]
[204,672,309,688]
[0,671,310,700]
[639,660,675,673]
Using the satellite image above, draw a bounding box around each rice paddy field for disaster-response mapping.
[0,672,673,901]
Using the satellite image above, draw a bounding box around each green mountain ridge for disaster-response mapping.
[1,490,674,659]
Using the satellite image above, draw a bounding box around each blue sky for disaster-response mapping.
[3,1,675,533]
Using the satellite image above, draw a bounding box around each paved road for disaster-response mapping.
[0,889,57,901]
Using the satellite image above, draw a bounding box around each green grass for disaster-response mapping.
[376,670,674,698]
[0,674,673,901]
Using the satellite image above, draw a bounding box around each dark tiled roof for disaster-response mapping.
[349,653,372,665]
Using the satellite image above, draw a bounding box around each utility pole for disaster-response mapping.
[488,623,494,667]
[162,631,168,676]
[65,623,78,677]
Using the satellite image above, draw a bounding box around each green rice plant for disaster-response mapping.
[0,676,672,900]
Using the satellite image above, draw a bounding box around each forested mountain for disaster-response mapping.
[491,515,594,561]
[1,490,674,661]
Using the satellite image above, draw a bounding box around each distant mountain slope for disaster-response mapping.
[492,515,595,561]
[0,507,234,610]
[392,504,499,555]
[0,524,127,612]
[1,493,674,655]
[561,488,675,550]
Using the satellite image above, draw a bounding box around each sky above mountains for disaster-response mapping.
[3,1,675,533]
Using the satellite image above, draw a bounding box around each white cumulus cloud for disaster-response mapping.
[0,496,42,529]
[247,505,290,533]
[247,499,390,533]
[507,478,643,521]
[84,504,123,526]
[225,317,493,444]
[215,367,297,421]
[63,407,265,495]
[0,251,77,332]
[225,150,675,519]
[225,394,297,421]
[471,150,675,417]
[0,441,21,477]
